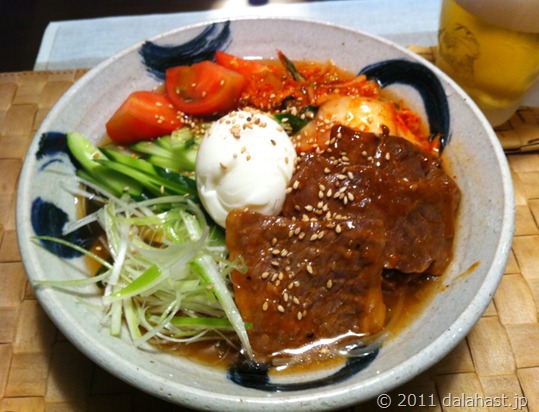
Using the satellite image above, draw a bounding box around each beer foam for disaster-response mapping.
[455,0,539,33]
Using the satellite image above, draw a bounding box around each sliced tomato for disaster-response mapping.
[105,91,182,144]
[215,51,268,77]
[165,61,247,116]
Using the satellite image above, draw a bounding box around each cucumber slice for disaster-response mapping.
[66,132,144,198]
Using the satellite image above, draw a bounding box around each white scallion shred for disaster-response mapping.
[34,187,253,358]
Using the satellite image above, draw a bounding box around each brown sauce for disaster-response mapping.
[154,273,443,374]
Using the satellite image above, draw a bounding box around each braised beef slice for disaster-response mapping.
[226,209,386,362]
[282,125,460,275]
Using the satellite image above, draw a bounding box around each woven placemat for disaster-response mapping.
[1,69,538,412]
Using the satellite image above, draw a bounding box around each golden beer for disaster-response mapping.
[436,0,539,126]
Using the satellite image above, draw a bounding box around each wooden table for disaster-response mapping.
[1,69,538,411]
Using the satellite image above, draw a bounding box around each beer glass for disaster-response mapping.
[436,0,539,127]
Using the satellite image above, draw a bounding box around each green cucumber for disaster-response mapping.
[101,148,196,189]
[66,131,144,198]
[130,129,199,172]
[95,155,197,199]
[145,150,197,171]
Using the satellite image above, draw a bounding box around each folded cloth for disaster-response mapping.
[35,0,441,70]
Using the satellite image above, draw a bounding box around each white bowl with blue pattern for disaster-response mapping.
[16,17,514,411]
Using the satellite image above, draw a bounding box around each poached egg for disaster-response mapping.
[196,109,297,227]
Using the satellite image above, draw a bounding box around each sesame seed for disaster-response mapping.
[347,192,355,202]
[292,296,300,305]
[385,152,391,160]
[277,305,285,313]
[272,249,281,255]
[335,224,342,234]
[306,264,314,274]
[292,180,300,190]
[231,124,241,138]
[262,301,269,311]
[261,271,270,279]
[326,279,333,289]
[297,311,303,320]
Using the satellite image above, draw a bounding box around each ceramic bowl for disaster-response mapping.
[16,17,514,411]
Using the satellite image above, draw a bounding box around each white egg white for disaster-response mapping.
[196,109,297,227]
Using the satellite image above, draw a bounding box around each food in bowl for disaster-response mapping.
[32,47,460,373]
[17,19,515,411]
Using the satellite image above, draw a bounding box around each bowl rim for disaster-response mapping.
[16,15,515,411]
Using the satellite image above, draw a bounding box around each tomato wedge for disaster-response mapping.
[165,61,247,116]
[105,91,182,144]
[215,51,268,77]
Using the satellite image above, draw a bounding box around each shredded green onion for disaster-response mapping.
[35,183,252,357]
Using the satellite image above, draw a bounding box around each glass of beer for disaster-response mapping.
[436,0,539,127]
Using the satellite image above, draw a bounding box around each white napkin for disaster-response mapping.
[34,0,441,71]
